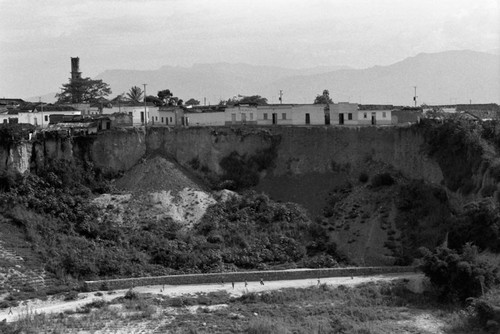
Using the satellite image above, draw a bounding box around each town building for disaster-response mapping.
[101,102,157,126]
[16,105,81,128]
[224,104,327,126]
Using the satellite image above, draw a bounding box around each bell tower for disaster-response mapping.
[71,57,82,80]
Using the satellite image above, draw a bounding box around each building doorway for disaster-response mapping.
[339,113,344,125]
[272,113,277,125]
[305,113,310,124]
[371,112,376,125]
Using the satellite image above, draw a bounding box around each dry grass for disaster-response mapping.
[0,279,469,334]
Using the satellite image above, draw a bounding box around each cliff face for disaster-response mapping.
[3,125,497,199]
[0,141,32,173]
[1,128,146,175]
[146,126,444,185]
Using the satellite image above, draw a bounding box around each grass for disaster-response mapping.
[1,279,474,334]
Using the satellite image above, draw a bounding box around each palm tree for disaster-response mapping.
[126,86,143,103]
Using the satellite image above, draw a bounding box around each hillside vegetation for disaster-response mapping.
[0,160,347,287]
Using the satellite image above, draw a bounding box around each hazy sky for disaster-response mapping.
[1,0,499,99]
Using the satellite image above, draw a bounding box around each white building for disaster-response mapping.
[101,102,157,126]
[330,103,392,125]
[186,110,225,126]
[225,104,327,126]
[17,109,81,128]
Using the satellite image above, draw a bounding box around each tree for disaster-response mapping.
[158,89,173,105]
[420,244,498,302]
[226,95,268,106]
[313,89,333,104]
[145,95,163,106]
[185,98,200,106]
[56,77,112,104]
[126,86,143,103]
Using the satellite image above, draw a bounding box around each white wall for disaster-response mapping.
[291,104,325,125]
[101,105,156,126]
[17,110,81,128]
[187,112,225,126]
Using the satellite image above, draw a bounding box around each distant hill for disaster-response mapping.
[33,50,500,106]
[95,63,352,105]
[264,50,500,105]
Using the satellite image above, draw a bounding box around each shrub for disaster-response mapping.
[371,173,395,187]
[358,172,369,183]
[63,290,79,301]
[247,317,291,334]
[124,288,138,300]
[188,157,201,170]
[419,244,499,302]
[480,184,497,197]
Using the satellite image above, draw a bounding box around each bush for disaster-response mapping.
[358,172,369,183]
[419,244,499,302]
[124,288,138,300]
[371,173,395,187]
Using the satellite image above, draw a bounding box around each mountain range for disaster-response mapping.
[33,50,500,105]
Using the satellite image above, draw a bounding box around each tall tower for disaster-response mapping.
[71,57,82,80]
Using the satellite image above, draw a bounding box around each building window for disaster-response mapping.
[241,113,246,122]
[156,116,158,121]
[382,112,387,118]
[363,112,367,119]
[282,113,286,120]
[348,113,353,120]
[231,113,236,122]
[44,115,49,122]
[170,117,173,123]
[161,117,164,123]
[263,113,268,120]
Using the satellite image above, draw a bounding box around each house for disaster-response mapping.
[330,103,359,125]
[185,110,225,126]
[150,106,185,126]
[356,104,393,125]
[225,104,327,126]
[225,104,259,125]
[47,121,98,136]
[101,102,157,126]
[0,111,18,124]
[17,104,81,128]
[107,113,133,127]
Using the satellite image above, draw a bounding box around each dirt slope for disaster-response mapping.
[114,156,205,194]
[94,156,220,227]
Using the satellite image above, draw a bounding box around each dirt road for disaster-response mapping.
[0,272,423,323]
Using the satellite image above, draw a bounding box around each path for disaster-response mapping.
[0,272,423,323]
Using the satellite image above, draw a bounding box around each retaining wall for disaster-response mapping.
[84,266,417,291]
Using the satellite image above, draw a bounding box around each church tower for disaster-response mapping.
[71,57,82,80]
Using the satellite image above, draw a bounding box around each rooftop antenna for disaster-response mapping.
[413,86,418,107]
[143,83,147,125]
[279,90,283,104]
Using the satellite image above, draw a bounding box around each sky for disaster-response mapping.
[1,0,499,99]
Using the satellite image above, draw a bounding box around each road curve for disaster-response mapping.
[0,272,423,323]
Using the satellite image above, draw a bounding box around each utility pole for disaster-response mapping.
[38,97,45,128]
[143,83,147,125]
[413,86,417,107]
[279,90,283,104]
